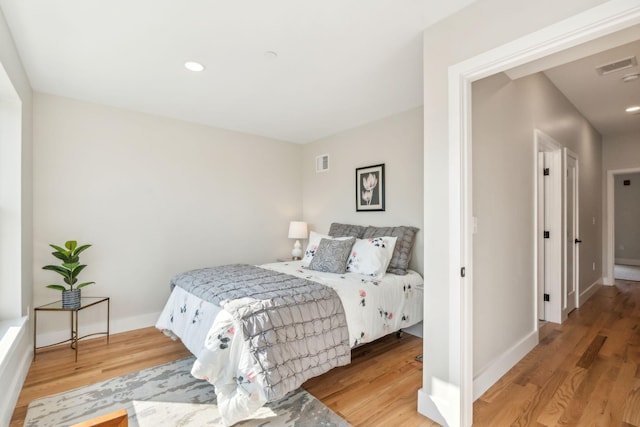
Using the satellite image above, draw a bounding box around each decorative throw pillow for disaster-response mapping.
[362,225,419,275]
[308,237,356,274]
[328,222,366,238]
[301,231,353,268]
[346,236,397,278]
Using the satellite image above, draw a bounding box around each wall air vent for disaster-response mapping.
[316,154,329,173]
[596,56,637,75]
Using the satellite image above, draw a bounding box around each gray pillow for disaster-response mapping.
[328,222,365,238]
[308,237,355,274]
[362,226,419,275]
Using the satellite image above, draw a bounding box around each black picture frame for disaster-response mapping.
[356,163,385,212]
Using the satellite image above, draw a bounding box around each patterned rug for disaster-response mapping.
[24,356,351,426]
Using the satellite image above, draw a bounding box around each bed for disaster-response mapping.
[155,223,422,426]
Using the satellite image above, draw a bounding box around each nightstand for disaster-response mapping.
[34,296,110,362]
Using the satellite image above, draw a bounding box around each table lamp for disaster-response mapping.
[288,221,308,260]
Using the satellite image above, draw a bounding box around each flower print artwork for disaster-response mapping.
[361,173,378,205]
[356,164,385,211]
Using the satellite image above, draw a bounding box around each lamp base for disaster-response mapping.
[291,240,303,260]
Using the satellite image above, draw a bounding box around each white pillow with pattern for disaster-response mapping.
[346,236,398,278]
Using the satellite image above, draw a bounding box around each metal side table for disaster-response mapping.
[34,296,110,362]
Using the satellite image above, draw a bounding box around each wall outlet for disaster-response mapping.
[592,262,596,271]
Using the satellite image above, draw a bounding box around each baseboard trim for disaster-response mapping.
[615,258,640,266]
[579,280,602,305]
[472,330,538,400]
[36,311,161,348]
[417,388,452,426]
[403,321,423,338]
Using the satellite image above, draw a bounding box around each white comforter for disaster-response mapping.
[155,261,423,425]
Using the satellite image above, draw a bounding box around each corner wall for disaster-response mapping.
[302,107,424,275]
[32,93,303,345]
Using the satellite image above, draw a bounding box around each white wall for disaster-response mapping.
[302,107,424,274]
[0,4,33,425]
[472,71,602,376]
[420,0,610,424]
[614,173,640,264]
[33,93,303,344]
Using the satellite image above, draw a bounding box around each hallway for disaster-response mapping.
[474,279,640,426]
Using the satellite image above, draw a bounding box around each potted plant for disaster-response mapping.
[43,240,94,308]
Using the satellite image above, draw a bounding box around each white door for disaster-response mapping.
[565,151,579,316]
[535,130,563,324]
[537,152,546,320]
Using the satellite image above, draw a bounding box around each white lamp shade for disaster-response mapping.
[288,221,308,239]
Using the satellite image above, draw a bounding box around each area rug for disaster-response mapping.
[24,356,351,427]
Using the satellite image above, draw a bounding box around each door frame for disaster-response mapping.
[447,1,640,424]
[534,130,563,324]
[606,167,640,285]
[563,148,580,320]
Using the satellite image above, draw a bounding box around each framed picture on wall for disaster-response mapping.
[356,163,385,211]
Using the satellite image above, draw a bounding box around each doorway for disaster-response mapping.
[607,168,640,283]
[441,3,640,426]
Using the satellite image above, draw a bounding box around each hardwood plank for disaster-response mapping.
[576,335,607,369]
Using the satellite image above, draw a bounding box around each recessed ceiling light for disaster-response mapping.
[184,61,205,72]
[626,105,640,113]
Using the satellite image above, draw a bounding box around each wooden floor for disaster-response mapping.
[474,279,640,426]
[11,279,640,426]
[10,326,433,427]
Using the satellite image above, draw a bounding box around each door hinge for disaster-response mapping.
[544,293,550,302]
[543,168,550,176]
[544,231,550,239]
[461,267,466,278]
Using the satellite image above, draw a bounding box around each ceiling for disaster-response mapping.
[2,2,637,143]
[0,0,475,143]
[543,39,640,136]
[505,24,640,137]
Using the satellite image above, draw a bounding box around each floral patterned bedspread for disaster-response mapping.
[155,261,423,425]
[261,261,423,346]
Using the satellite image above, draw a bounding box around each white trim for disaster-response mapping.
[472,330,538,401]
[563,148,580,322]
[606,166,640,287]
[440,1,640,425]
[615,258,640,266]
[0,316,31,427]
[579,280,602,306]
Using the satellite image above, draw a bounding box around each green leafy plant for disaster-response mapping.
[43,240,95,291]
